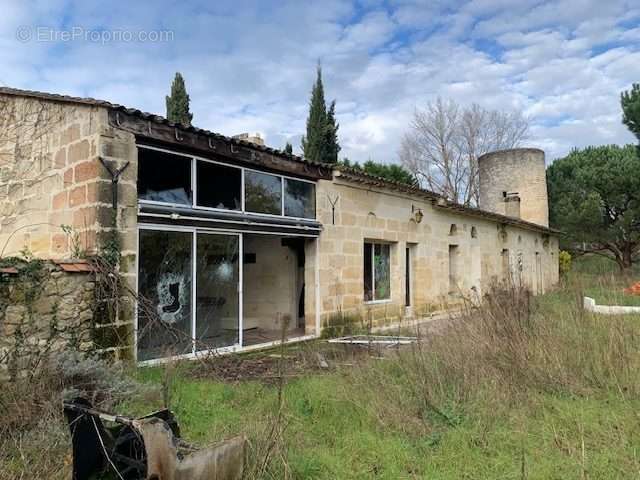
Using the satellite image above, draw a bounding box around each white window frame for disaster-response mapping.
[137,144,317,221]
[135,224,243,364]
[364,241,392,304]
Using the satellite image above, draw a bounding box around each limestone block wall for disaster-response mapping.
[315,176,559,330]
[0,95,112,258]
[0,95,139,360]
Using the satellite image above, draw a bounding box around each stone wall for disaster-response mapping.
[314,175,559,330]
[0,261,96,378]
[0,95,112,258]
[0,95,138,360]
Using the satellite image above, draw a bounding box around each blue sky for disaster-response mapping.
[1,0,639,163]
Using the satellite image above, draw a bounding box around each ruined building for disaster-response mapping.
[0,87,559,364]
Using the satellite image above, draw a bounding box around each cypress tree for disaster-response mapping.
[325,100,341,163]
[165,72,193,126]
[301,65,328,163]
[284,142,293,155]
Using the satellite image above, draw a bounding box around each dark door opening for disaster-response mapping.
[405,247,411,306]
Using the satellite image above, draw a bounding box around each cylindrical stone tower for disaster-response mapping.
[477,148,548,227]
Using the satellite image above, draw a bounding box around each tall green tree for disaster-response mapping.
[165,72,193,126]
[284,142,293,155]
[547,145,640,271]
[325,100,341,163]
[621,83,640,142]
[301,65,340,163]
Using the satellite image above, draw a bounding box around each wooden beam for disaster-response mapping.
[108,109,332,180]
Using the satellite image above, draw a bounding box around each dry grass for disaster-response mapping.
[0,351,152,479]
[2,264,639,478]
[346,280,640,439]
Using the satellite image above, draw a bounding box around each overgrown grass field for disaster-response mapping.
[2,257,640,479]
[125,257,640,479]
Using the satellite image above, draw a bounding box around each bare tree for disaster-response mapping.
[399,98,529,205]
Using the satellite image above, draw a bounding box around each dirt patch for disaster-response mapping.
[185,316,459,384]
[187,342,383,383]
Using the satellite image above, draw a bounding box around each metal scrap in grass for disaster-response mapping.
[327,335,417,347]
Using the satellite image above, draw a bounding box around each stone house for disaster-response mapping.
[0,87,559,364]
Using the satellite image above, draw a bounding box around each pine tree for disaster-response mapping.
[325,100,341,163]
[284,142,293,155]
[301,65,328,163]
[621,83,640,142]
[165,72,193,126]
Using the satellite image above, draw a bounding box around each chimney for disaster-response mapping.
[503,192,521,219]
[232,132,265,147]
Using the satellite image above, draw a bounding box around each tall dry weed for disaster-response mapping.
[347,280,640,435]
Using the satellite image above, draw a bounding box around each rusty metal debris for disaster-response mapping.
[64,398,246,480]
[327,335,418,347]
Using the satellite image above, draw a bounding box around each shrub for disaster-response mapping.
[559,250,572,277]
[0,351,149,479]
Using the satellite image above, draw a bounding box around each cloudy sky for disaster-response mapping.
[1,0,639,164]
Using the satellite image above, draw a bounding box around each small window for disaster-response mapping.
[196,160,241,210]
[501,248,510,281]
[284,179,315,218]
[471,226,478,239]
[245,170,282,215]
[449,224,458,236]
[364,242,391,301]
[138,148,192,205]
[448,245,460,293]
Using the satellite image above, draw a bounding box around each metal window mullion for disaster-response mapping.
[238,233,244,348]
[191,230,197,355]
[134,228,140,363]
[241,168,246,212]
[191,157,196,208]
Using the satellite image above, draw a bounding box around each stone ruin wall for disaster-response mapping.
[0,95,139,365]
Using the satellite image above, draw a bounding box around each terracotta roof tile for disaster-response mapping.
[53,260,96,273]
[335,166,558,235]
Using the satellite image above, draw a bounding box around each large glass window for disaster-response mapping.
[138,148,192,205]
[196,160,241,210]
[137,230,193,361]
[284,179,315,219]
[137,146,318,219]
[364,242,391,301]
[245,170,282,215]
[196,234,240,350]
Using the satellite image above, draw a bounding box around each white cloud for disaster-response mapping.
[0,0,637,164]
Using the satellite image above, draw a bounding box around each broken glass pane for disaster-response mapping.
[195,233,240,350]
[284,179,315,218]
[137,148,192,205]
[374,243,391,300]
[196,160,241,210]
[245,171,282,215]
[137,230,193,361]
